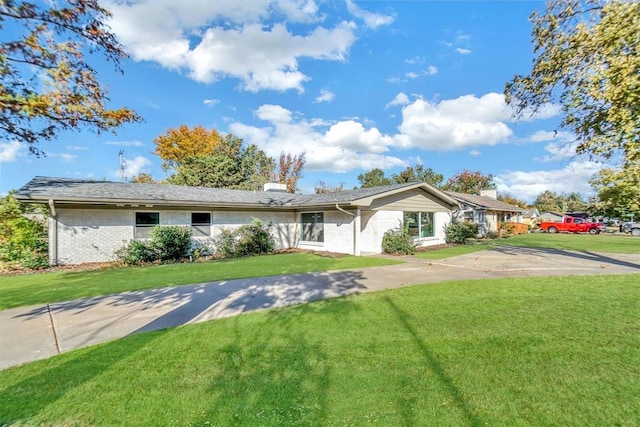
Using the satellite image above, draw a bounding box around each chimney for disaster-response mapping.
[480,189,497,199]
[263,182,287,192]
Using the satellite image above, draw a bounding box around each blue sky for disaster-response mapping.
[0,0,605,202]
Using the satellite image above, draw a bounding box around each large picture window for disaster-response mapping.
[135,212,159,238]
[301,212,324,242]
[404,212,434,238]
[191,212,211,236]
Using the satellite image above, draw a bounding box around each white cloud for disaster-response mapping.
[203,99,220,107]
[527,130,574,143]
[0,141,25,162]
[346,0,395,29]
[105,140,145,147]
[405,56,425,65]
[469,149,481,157]
[314,89,335,103]
[396,92,513,151]
[116,156,152,179]
[456,48,472,54]
[385,92,410,109]
[107,1,356,92]
[425,65,438,76]
[230,104,404,173]
[48,152,77,162]
[66,145,89,151]
[406,72,419,79]
[495,161,604,202]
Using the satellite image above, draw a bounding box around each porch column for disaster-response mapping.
[353,208,361,256]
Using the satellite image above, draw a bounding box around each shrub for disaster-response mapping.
[381,224,416,255]
[151,225,192,261]
[0,217,48,269]
[214,219,275,258]
[117,225,192,265]
[444,221,479,244]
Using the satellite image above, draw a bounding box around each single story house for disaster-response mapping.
[15,177,459,265]
[521,208,540,226]
[538,211,565,223]
[446,189,525,235]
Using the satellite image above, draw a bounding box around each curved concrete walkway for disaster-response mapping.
[1,246,638,370]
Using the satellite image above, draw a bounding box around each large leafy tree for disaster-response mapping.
[505,0,639,169]
[392,165,444,187]
[0,0,142,155]
[443,169,496,194]
[589,167,640,219]
[357,168,392,188]
[167,134,275,190]
[153,125,223,172]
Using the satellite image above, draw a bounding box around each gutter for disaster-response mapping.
[336,204,360,256]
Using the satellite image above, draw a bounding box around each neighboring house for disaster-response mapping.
[522,208,540,227]
[538,211,565,223]
[15,177,458,265]
[446,189,525,235]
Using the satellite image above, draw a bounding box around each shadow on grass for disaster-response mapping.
[0,331,161,425]
[491,245,640,270]
[383,296,483,427]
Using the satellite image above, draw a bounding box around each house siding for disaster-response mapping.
[369,189,447,211]
[52,208,298,265]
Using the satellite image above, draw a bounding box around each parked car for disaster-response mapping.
[620,221,640,237]
[538,216,601,234]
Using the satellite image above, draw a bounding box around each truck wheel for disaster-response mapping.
[548,226,558,234]
[589,228,598,235]
[632,228,640,237]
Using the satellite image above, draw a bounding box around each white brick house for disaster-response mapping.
[15,177,458,265]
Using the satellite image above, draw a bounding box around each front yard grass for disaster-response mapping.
[417,232,640,259]
[0,253,401,311]
[1,274,638,425]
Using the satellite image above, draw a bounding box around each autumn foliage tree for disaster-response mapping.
[277,152,306,193]
[153,125,223,171]
[0,0,142,155]
[443,169,496,194]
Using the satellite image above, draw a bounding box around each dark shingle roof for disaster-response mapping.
[15,177,456,209]
[446,191,524,212]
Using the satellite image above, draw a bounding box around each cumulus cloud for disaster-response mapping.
[346,0,395,29]
[396,92,513,151]
[314,89,335,103]
[425,65,438,75]
[203,99,220,107]
[456,48,472,54]
[385,92,410,109]
[230,104,404,172]
[0,141,25,162]
[116,156,152,180]
[106,0,357,92]
[495,161,603,202]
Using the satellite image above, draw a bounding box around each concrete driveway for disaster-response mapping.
[1,245,638,370]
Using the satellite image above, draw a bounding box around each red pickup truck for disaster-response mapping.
[539,216,601,234]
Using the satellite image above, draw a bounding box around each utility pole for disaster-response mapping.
[119,150,126,182]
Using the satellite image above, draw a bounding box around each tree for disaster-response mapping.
[589,167,640,219]
[505,0,640,170]
[277,152,306,193]
[533,190,563,213]
[130,173,156,184]
[153,125,223,172]
[443,169,496,194]
[392,165,444,187]
[497,192,530,209]
[166,134,275,190]
[0,193,47,268]
[357,168,392,188]
[315,181,344,194]
[0,0,142,155]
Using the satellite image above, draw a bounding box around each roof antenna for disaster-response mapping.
[119,150,126,182]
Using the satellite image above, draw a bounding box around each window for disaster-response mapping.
[191,212,211,236]
[404,212,434,238]
[135,212,159,238]
[301,212,324,242]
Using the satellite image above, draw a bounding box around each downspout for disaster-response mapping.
[335,204,360,256]
[48,199,58,266]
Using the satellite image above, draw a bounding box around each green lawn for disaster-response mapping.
[1,274,638,426]
[417,232,640,259]
[0,253,401,311]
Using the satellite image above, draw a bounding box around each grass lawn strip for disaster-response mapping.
[416,232,640,259]
[0,253,401,311]
[1,274,638,425]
